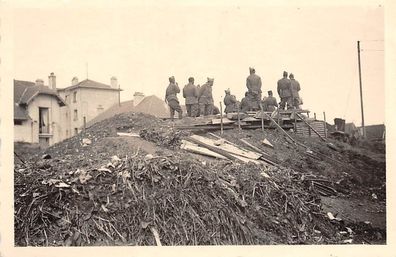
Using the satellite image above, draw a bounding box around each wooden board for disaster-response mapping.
[189,134,262,160]
[180,140,227,159]
[211,118,235,125]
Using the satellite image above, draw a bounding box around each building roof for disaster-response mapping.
[14,79,66,120]
[86,95,169,128]
[58,79,122,91]
[360,124,385,140]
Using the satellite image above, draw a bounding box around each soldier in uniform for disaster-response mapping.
[198,78,214,116]
[165,76,183,120]
[223,88,237,114]
[183,77,199,117]
[262,90,278,112]
[289,73,301,109]
[246,67,262,110]
[240,92,251,113]
[277,71,292,110]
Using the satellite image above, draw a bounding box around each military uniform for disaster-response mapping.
[183,82,199,117]
[198,80,214,116]
[240,96,251,113]
[262,95,278,112]
[246,71,262,110]
[277,77,292,110]
[224,93,237,114]
[290,77,301,109]
[165,81,183,119]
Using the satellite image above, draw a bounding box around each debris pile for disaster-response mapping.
[15,153,342,246]
[139,128,187,149]
[14,112,386,245]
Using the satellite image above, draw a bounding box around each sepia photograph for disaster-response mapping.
[0,0,394,256]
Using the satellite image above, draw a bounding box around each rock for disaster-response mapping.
[42,154,52,159]
[82,138,92,146]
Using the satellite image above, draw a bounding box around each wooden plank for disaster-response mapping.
[211,118,235,125]
[117,132,140,137]
[185,137,261,164]
[189,134,262,160]
[181,140,227,159]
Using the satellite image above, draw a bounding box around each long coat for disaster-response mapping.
[277,78,292,98]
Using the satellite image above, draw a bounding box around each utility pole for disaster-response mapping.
[357,41,366,138]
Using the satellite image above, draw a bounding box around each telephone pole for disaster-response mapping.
[357,41,366,138]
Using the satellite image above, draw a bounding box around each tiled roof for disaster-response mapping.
[14,79,66,120]
[58,79,121,91]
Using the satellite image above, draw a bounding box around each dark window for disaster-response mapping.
[74,128,78,135]
[73,109,78,121]
[73,91,77,103]
[14,120,23,125]
[39,107,50,133]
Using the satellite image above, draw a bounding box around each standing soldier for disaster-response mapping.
[165,76,183,120]
[198,78,214,116]
[183,77,199,117]
[262,90,278,112]
[246,67,262,110]
[223,88,237,114]
[289,73,301,109]
[277,71,292,110]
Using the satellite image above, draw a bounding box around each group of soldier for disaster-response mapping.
[165,68,302,119]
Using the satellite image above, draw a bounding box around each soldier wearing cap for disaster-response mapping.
[198,77,214,116]
[240,92,252,113]
[183,77,199,117]
[262,90,278,112]
[165,76,183,120]
[246,67,262,110]
[289,73,301,109]
[277,71,292,110]
[223,88,237,114]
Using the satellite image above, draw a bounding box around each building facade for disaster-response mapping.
[14,73,121,147]
[57,76,121,137]
[14,78,66,147]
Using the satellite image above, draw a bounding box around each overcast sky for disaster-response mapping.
[12,4,384,125]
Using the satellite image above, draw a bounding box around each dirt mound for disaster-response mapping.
[13,111,386,245]
[15,153,341,246]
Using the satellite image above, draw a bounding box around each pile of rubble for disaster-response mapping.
[15,152,343,246]
[14,112,386,246]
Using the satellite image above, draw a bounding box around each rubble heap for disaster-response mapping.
[15,152,343,246]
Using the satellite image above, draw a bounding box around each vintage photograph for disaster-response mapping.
[7,2,386,247]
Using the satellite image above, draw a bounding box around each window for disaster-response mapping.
[65,95,68,103]
[74,128,78,135]
[14,120,23,125]
[66,130,69,137]
[39,107,50,134]
[73,91,77,103]
[73,109,78,121]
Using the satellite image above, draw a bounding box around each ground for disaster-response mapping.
[14,112,386,246]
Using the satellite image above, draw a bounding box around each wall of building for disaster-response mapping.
[59,87,119,137]
[25,94,64,145]
[14,120,33,143]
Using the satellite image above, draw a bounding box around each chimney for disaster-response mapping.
[110,76,118,88]
[48,72,56,89]
[72,76,79,86]
[35,79,44,86]
[133,92,145,106]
